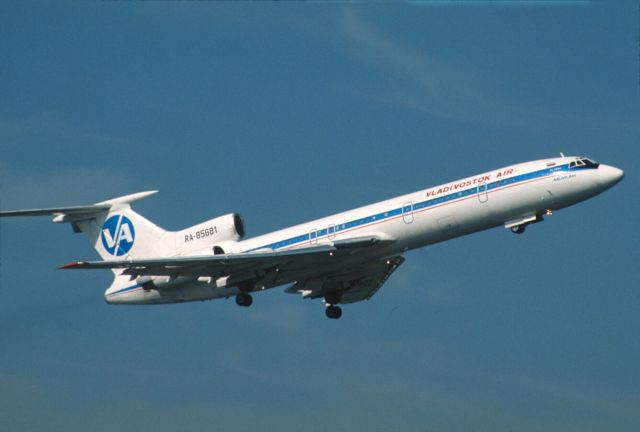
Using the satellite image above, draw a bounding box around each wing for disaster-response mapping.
[61,244,336,276]
[60,235,396,290]
[284,255,405,304]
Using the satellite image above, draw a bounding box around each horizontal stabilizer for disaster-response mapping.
[0,204,111,218]
[96,190,158,209]
[0,190,158,222]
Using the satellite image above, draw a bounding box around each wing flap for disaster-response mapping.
[286,255,405,304]
[340,256,405,303]
[59,244,338,278]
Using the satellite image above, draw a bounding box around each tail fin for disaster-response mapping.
[0,190,172,260]
[76,192,175,260]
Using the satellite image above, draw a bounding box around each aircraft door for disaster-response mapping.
[402,201,414,224]
[477,180,488,203]
[327,224,336,240]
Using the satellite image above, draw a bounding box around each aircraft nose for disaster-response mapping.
[599,164,624,189]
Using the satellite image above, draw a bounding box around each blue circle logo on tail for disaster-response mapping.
[101,215,136,256]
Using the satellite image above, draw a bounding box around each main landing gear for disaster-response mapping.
[325,304,342,319]
[235,292,253,307]
[324,291,342,319]
[235,280,254,307]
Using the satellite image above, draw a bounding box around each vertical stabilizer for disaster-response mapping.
[75,206,172,261]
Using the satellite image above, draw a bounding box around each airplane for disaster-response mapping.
[0,155,624,319]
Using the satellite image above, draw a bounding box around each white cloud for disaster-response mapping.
[312,8,639,134]
[336,9,498,122]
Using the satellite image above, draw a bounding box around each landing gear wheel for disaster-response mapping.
[511,225,525,234]
[235,293,253,307]
[325,305,342,319]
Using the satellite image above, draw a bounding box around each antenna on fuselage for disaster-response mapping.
[560,152,565,158]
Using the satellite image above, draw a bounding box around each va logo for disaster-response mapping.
[101,214,135,256]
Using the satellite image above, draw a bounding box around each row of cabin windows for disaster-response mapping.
[267,164,574,249]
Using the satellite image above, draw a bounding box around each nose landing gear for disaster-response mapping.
[511,225,526,234]
[510,214,545,234]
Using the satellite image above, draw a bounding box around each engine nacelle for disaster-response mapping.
[176,213,245,251]
[212,213,245,241]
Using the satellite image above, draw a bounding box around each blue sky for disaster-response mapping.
[1,2,638,431]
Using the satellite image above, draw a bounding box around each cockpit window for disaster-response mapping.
[569,157,599,169]
[582,158,599,168]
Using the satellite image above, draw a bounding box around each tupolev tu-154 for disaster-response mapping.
[0,156,623,319]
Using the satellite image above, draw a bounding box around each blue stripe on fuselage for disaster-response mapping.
[107,284,141,297]
[252,163,594,252]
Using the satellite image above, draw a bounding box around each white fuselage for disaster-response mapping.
[104,157,623,304]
